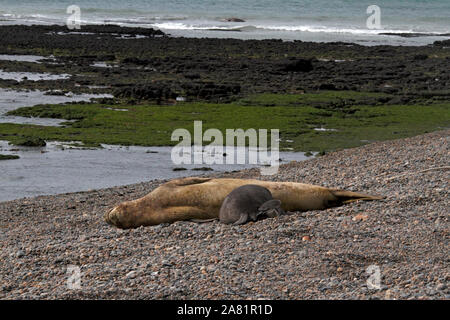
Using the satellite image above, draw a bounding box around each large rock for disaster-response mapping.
[281,59,314,72]
[114,84,176,101]
[223,18,246,22]
[433,39,450,46]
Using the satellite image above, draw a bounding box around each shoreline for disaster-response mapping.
[1,22,448,46]
[1,130,448,299]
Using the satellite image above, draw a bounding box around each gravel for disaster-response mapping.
[0,130,448,300]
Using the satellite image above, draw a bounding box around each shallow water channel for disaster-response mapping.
[0,141,312,201]
[0,88,113,126]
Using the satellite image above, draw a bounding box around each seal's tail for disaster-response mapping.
[331,189,385,204]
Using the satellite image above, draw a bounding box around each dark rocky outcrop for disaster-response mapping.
[114,84,176,102]
[0,25,448,104]
[281,59,314,72]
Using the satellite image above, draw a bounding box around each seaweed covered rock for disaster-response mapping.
[12,137,46,147]
[0,154,20,160]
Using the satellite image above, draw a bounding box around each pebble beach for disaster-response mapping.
[0,130,448,300]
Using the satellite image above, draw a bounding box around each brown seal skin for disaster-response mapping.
[104,177,384,229]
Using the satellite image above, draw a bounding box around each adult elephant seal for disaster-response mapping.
[105,177,383,229]
[220,184,285,225]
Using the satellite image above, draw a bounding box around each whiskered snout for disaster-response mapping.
[104,206,124,228]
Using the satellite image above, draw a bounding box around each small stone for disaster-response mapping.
[16,250,25,258]
[302,236,311,242]
[126,271,137,279]
[436,283,447,291]
[352,214,368,222]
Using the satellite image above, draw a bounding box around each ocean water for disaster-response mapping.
[0,0,449,45]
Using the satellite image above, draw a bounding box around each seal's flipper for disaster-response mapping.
[233,213,249,225]
[331,190,385,204]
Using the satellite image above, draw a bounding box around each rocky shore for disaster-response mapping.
[0,130,448,300]
[0,25,449,104]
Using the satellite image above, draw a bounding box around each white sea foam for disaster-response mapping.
[151,21,436,37]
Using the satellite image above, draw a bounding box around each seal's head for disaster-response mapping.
[256,199,284,219]
[104,205,125,228]
[104,202,139,229]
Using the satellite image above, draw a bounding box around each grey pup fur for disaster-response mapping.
[219,184,285,225]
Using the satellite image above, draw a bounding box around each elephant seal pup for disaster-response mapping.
[219,184,286,225]
[105,177,383,229]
